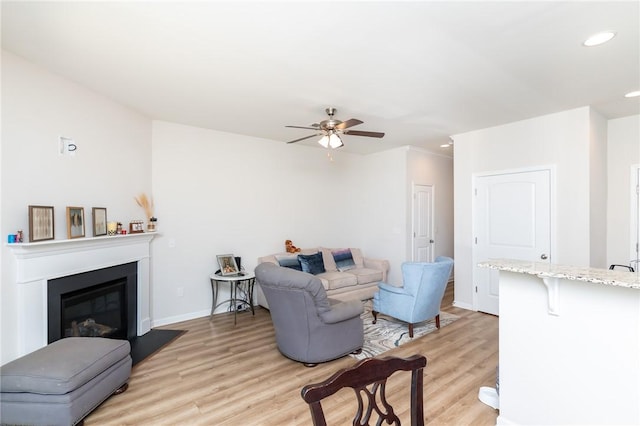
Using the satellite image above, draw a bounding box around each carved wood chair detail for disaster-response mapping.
[300,354,427,426]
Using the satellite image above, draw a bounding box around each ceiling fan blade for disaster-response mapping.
[343,130,385,138]
[286,125,318,130]
[286,134,320,144]
[335,118,363,130]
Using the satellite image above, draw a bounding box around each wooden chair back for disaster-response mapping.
[300,354,427,426]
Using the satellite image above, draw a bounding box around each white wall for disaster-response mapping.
[1,50,152,363]
[150,121,365,324]
[357,147,409,285]
[607,115,640,267]
[349,146,455,286]
[149,122,422,325]
[150,125,454,325]
[589,109,608,268]
[452,107,595,308]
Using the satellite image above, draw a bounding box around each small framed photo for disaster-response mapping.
[129,221,144,234]
[217,254,239,276]
[66,207,85,239]
[28,205,55,242]
[92,207,107,236]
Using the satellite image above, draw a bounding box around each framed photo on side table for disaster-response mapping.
[66,206,85,239]
[92,207,107,236]
[28,205,54,242]
[217,254,239,276]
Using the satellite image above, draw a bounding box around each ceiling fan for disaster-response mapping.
[286,107,385,148]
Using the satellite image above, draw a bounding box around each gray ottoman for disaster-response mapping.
[1,337,131,426]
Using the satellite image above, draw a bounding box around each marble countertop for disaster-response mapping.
[478,259,640,290]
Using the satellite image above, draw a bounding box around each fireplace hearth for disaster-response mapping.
[48,262,137,343]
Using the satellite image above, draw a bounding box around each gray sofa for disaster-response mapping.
[257,247,389,308]
[254,262,364,366]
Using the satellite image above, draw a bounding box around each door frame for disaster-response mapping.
[471,165,556,311]
[411,182,435,262]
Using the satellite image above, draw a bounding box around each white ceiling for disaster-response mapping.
[2,1,639,156]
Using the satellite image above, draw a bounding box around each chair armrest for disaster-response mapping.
[378,282,408,295]
[364,258,390,281]
[319,300,363,324]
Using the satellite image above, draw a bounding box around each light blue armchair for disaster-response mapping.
[372,257,454,338]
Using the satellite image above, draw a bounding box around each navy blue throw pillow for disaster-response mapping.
[275,254,302,271]
[298,252,325,275]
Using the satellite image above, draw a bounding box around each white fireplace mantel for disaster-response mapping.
[8,233,156,358]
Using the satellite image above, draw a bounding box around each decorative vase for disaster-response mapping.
[147,217,157,232]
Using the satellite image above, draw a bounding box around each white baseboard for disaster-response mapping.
[151,304,262,328]
[151,309,210,328]
[452,300,474,310]
[496,414,518,425]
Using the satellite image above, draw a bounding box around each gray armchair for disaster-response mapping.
[255,262,364,366]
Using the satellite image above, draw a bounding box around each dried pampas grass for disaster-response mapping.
[135,193,154,219]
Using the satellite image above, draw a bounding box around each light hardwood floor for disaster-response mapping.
[86,284,499,425]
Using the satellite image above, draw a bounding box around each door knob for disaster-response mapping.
[430,239,435,243]
[540,254,548,260]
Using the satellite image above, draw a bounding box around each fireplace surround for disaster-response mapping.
[48,262,138,343]
[7,233,155,362]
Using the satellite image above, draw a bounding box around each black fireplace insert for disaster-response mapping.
[47,262,137,343]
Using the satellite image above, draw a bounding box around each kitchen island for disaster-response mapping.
[479,259,640,425]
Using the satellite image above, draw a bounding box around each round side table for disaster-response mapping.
[209,271,256,324]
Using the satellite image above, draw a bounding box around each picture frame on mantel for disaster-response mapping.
[28,205,55,242]
[66,206,85,239]
[92,207,107,236]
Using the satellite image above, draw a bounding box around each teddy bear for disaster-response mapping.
[285,239,301,253]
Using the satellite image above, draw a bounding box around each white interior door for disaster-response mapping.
[412,184,434,262]
[474,169,551,315]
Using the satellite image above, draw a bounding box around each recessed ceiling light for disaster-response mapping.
[624,90,640,98]
[441,139,454,148]
[583,31,616,47]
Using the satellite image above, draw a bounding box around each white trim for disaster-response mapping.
[406,144,454,160]
[452,300,474,310]
[152,309,210,328]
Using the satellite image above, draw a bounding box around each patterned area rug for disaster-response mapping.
[351,301,459,360]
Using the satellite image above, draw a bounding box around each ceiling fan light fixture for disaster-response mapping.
[318,133,343,149]
[318,135,330,148]
[328,133,343,149]
[288,107,382,148]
